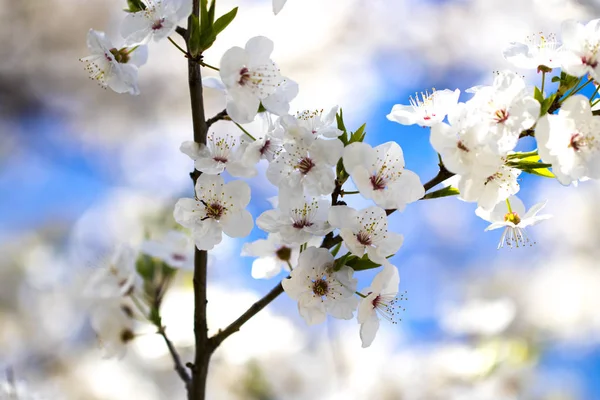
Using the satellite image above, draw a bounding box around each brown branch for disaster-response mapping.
[176,26,187,38]
[158,326,191,387]
[206,109,228,129]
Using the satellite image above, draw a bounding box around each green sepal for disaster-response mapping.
[422,185,460,200]
[345,254,382,272]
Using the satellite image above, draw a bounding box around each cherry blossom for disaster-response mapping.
[220,36,297,123]
[180,133,256,178]
[174,174,253,250]
[387,88,460,127]
[476,195,551,249]
[267,134,343,197]
[280,106,343,139]
[343,141,424,210]
[537,95,600,185]
[80,30,147,95]
[121,0,193,45]
[90,299,136,358]
[141,230,193,270]
[256,195,331,244]
[503,32,562,69]
[560,19,600,80]
[282,247,358,325]
[357,262,402,348]
[457,160,521,211]
[328,205,403,263]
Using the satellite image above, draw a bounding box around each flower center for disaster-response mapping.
[213,156,228,163]
[120,329,135,343]
[504,211,521,225]
[356,231,372,246]
[275,246,292,261]
[205,202,225,219]
[259,139,272,155]
[152,18,165,31]
[295,157,315,175]
[569,133,585,151]
[370,174,386,190]
[172,253,187,262]
[292,218,313,229]
[494,109,510,123]
[582,55,599,69]
[312,279,329,297]
[238,67,251,86]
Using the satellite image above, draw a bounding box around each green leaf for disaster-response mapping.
[126,0,146,12]
[208,0,216,25]
[213,7,238,36]
[136,254,155,280]
[336,109,349,145]
[540,93,558,115]
[200,0,209,30]
[551,76,561,83]
[522,167,555,178]
[346,255,381,272]
[333,252,354,271]
[422,185,460,200]
[188,14,202,57]
[507,150,539,160]
[330,242,342,257]
[534,86,544,104]
[507,160,553,169]
[349,123,367,143]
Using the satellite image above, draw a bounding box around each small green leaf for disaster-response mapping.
[213,7,238,36]
[208,0,216,25]
[200,0,209,30]
[349,123,367,144]
[330,242,342,257]
[540,93,558,115]
[188,15,202,57]
[126,0,146,12]
[136,254,155,280]
[534,86,544,104]
[507,160,553,169]
[422,185,460,200]
[522,167,555,178]
[507,150,538,160]
[551,76,561,83]
[346,255,381,272]
[333,252,354,271]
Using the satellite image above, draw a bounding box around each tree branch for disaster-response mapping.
[206,109,228,129]
[158,326,191,387]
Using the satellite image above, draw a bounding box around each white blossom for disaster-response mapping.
[457,160,521,211]
[174,174,253,250]
[141,230,193,270]
[84,245,138,299]
[467,71,540,153]
[90,299,136,358]
[80,30,147,95]
[280,106,343,139]
[282,247,358,325]
[476,195,551,249]
[328,205,403,263]
[241,233,322,279]
[357,262,402,348]
[256,195,331,244]
[267,134,343,197]
[387,88,460,127]
[343,141,424,210]
[560,19,600,80]
[180,133,256,178]
[537,94,600,185]
[220,36,296,123]
[503,32,562,69]
[121,0,193,45]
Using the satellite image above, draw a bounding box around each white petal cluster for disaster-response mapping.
[476,195,552,249]
[503,32,563,69]
[219,36,298,124]
[343,141,424,210]
[174,174,253,250]
[121,0,193,45]
[387,89,460,127]
[282,247,358,325]
[430,71,537,210]
[560,19,600,80]
[80,30,147,95]
[141,230,193,270]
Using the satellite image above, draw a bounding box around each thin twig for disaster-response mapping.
[158,326,191,386]
[206,109,228,129]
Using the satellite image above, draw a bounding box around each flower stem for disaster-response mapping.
[168,36,188,56]
[199,61,220,71]
[286,260,293,271]
[233,121,257,141]
[341,190,360,196]
[355,291,367,299]
[590,83,600,104]
[541,70,546,95]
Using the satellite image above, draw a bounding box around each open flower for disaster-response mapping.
[343,142,424,210]
[357,262,403,348]
[141,230,193,270]
[328,205,403,263]
[220,36,295,123]
[560,19,600,80]
[174,174,253,250]
[537,94,600,185]
[180,133,256,178]
[503,32,562,69]
[280,106,343,139]
[80,30,147,95]
[121,0,193,45]
[256,195,331,244]
[282,247,358,325]
[476,195,551,249]
[267,135,343,197]
[387,88,460,127]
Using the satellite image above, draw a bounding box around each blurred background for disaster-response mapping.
[2,0,600,398]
